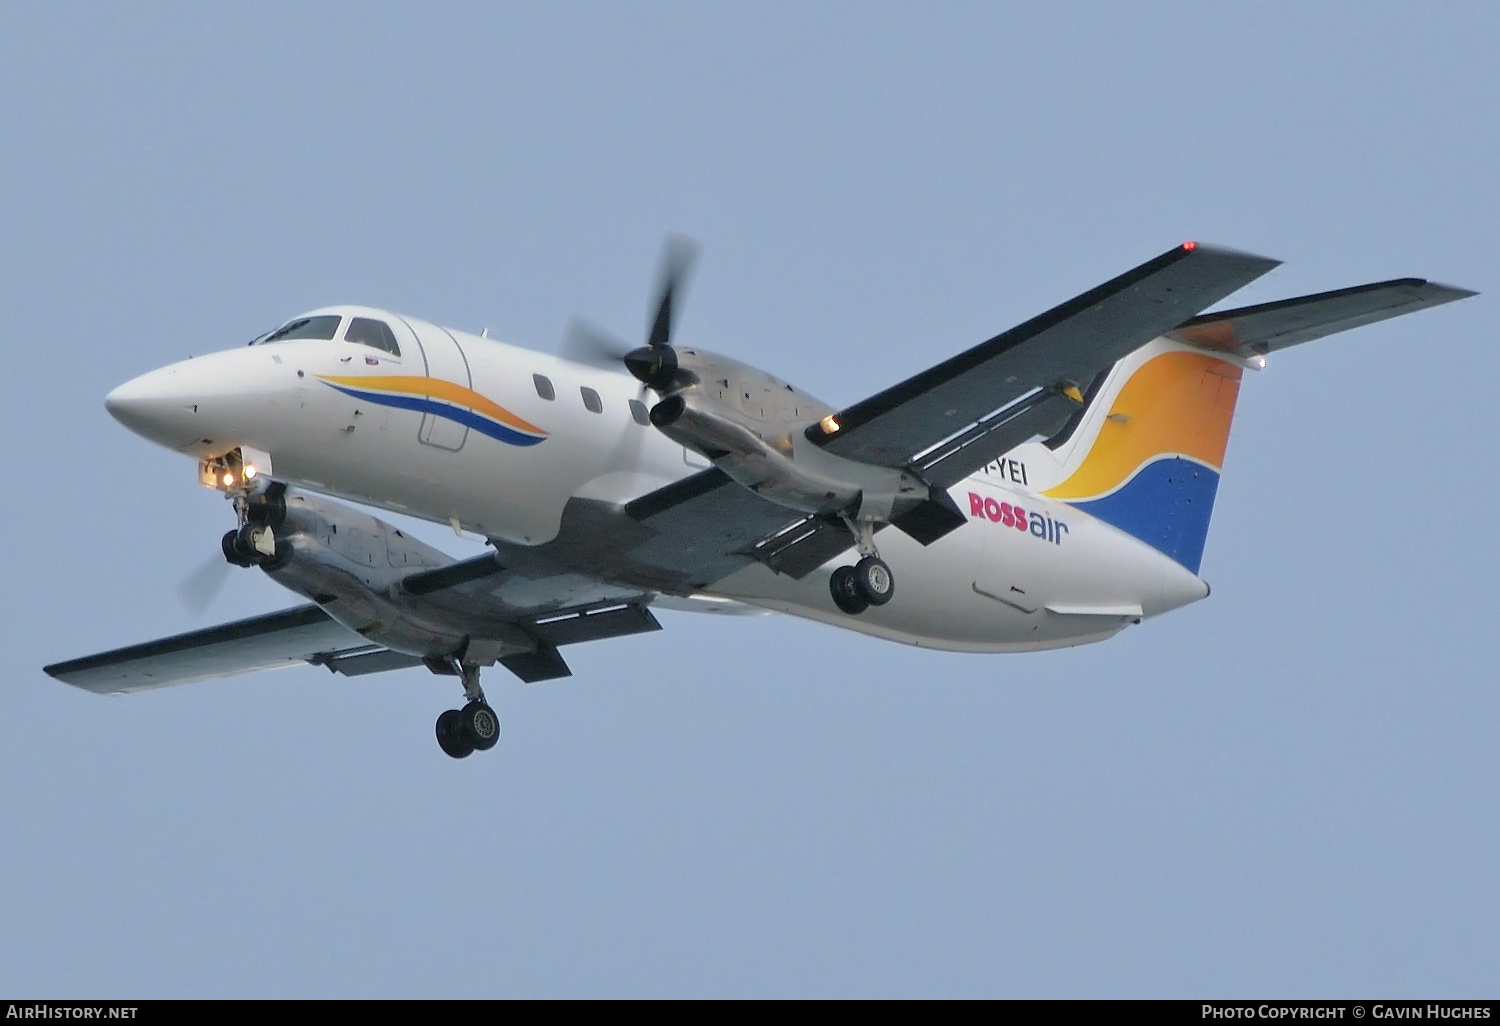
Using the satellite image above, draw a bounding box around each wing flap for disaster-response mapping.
[625,468,813,584]
[746,514,866,577]
[1168,278,1476,356]
[910,388,1082,489]
[528,602,661,647]
[44,604,373,695]
[318,648,426,677]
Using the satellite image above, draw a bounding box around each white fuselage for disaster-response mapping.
[106,305,1209,654]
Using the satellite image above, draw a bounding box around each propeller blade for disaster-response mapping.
[176,552,230,616]
[559,317,633,370]
[646,233,700,349]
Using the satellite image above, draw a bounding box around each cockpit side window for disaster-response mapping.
[258,315,343,344]
[343,317,401,356]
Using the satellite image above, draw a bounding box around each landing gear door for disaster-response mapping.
[412,323,471,452]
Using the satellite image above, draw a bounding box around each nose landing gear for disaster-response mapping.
[222,523,290,568]
[220,482,291,569]
[435,663,500,759]
[828,518,895,615]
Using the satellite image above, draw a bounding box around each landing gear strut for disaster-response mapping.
[828,518,895,615]
[435,663,500,759]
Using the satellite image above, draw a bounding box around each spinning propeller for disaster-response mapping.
[558,233,699,398]
[176,551,230,615]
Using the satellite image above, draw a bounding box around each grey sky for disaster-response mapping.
[1,2,1495,997]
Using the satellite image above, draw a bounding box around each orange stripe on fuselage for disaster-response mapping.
[1045,351,1242,501]
[318,375,546,437]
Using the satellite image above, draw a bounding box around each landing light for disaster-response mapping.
[820,415,840,434]
[222,473,235,487]
[244,465,258,480]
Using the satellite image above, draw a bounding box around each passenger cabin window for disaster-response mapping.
[343,317,401,356]
[580,386,603,414]
[628,399,649,426]
[533,374,555,401]
[258,315,342,344]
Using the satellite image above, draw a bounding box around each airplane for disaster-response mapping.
[44,239,1474,758]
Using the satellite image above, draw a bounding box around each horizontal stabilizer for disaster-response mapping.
[1169,279,1475,357]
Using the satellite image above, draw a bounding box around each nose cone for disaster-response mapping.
[105,361,213,451]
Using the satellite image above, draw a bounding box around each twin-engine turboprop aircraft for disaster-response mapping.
[45,239,1473,758]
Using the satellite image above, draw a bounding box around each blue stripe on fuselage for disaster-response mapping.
[324,383,546,447]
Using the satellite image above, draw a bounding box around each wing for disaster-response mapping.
[1167,278,1476,356]
[43,604,406,695]
[600,244,1284,582]
[48,583,665,693]
[810,242,1280,487]
[47,547,668,693]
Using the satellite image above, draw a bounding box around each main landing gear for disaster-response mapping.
[828,518,895,616]
[435,663,500,759]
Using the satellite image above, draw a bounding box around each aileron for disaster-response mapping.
[44,604,371,694]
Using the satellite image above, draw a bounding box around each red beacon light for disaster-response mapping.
[1182,240,1197,251]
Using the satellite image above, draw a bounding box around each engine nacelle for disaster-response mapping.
[259,490,474,660]
[649,347,930,522]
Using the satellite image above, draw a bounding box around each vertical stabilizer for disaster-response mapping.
[1042,342,1243,574]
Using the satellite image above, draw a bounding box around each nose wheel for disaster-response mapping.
[221,525,291,569]
[435,663,500,759]
[221,484,291,569]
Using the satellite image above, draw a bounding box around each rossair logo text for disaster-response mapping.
[968,491,1068,545]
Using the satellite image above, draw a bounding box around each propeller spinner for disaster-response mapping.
[623,233,699,392]
[556,233,699,397]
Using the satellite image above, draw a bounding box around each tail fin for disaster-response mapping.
[1029,275,1474,574]
[1042,342,1242,574]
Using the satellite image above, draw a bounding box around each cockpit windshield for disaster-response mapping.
[343,317,401,356]
[253,315,343,345]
